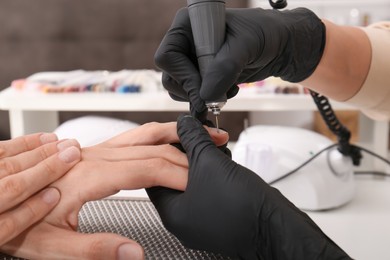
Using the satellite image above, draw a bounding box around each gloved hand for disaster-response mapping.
[147,115,351,259]
[155,7,325,119]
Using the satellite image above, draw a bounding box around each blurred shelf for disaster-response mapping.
[0,87,354,112]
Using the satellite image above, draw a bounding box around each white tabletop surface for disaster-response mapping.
[307,176,390,260]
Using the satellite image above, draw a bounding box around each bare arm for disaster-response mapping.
[301,20,372,101]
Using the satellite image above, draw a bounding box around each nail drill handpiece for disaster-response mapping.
[187,0,227,129]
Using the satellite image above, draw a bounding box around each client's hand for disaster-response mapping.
[0,133,80,246]
[1,122,228,260]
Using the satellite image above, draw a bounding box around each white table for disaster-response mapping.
[0,87,388,171]
[307,176,390,260]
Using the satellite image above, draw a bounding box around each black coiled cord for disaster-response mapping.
[310,90,362,166]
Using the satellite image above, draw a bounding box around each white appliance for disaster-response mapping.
[232,125,355,211]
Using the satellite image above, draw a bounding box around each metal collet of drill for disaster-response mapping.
[187,0,227,130]
[207,102,225,130]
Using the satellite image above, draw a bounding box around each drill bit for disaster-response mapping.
[215,114,219,132]
[207,102,224,132]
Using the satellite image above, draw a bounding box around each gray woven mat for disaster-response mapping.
[1,198,232,260]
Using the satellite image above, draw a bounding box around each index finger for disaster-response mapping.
[0,133,58,159]
[98,122,178,148]
[98,122,229,148]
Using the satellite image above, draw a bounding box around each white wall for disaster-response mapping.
[249,111,314,129]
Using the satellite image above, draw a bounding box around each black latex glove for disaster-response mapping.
[147,115,351,260]
[154,7,325,119]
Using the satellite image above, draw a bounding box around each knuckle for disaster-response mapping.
[154,49,166,67]
[161,73,176,91]
[161,146,181,159]
[142,122,161,136]
[154,48,175,69]
[174,7,190,24]
[220,58,241,75]
[40,159,58,177]
[143,121,159,129]
[21,199,42,221]
[38,145,55,161]
[0,217,17,238]
[155,51,181,70]
[19,135,33,152]
[1,178,25,198]
[145,158,171,186]
[176,7,188,17]
[83,239,105,259]
[162,209,188,236]
[0,147,6,158]
[0,160,16,176]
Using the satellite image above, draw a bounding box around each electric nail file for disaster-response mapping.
[187,0,227,129]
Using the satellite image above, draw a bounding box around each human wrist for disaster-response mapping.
[302,20,371,100]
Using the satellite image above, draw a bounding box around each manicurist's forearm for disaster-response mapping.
[301,20,371,101]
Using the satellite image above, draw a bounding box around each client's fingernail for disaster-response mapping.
[117,243,144,260]
[209,127,227,134]
[58,146,80,163]
[40,133,58,144]
[41,187,60,205]
[57,139,79,151]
